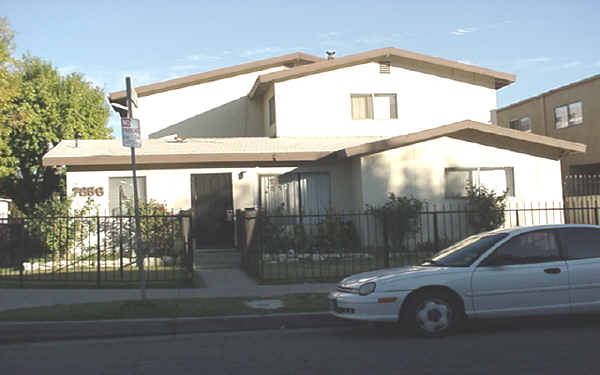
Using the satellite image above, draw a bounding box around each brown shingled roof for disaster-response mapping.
[43,121,584,171]
[249,47,516,98]
[327,120,585,161]
[42,136,384,168]
[108,52,322,104]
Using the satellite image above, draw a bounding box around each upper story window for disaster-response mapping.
[268,96,276,126]
[555,101,583,129]
[445,167,515,198]
[350,93,397,120]
[509,116,531,132]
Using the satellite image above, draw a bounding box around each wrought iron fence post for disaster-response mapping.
[188,215,194,282]
[19,220,25,288]
[237,211,246,270]
[258,216,264,280]
[382,214,390,268]
[119,216,124,280]
[595,199,599,225]
[96,215,101,288]
[432,212,439,251]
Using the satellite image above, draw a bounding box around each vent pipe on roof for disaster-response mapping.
[326,51,335,60]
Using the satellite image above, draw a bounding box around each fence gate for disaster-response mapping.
[0,219,24,277]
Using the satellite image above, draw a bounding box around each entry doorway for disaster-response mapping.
[191,173,234,248]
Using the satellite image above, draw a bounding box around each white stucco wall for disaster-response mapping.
[359,137,563,207]
[135,67,286,139]
[67,167,295,215]
[274,62,497,137]
[263,85,276,137]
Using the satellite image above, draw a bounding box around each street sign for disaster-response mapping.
[121,118,141,148]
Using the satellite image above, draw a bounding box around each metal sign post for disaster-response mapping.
[123,76,146,300]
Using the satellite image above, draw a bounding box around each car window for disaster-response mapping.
[423,233,508,267]
[483,230,561,266]
[558,227,600,260]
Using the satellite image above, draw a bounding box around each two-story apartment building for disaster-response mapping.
[493,73,600,176]
[43,47,585,248]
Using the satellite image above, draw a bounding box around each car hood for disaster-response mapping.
[339,265,459,288]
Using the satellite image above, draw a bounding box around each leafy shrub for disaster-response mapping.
[466,185,506,232]
[255,207,362,255]
[366,193,424,249]
[255,209,294,252]
[138,200,182,258]
[315,216,359,251]
[111,200,182,259]
[26,194,98,256]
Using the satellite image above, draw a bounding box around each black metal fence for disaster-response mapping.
[238,201,600,282]
[0,214,193,287]
[564,174,600,196]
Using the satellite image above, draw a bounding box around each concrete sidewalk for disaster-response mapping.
[0,268,336,312]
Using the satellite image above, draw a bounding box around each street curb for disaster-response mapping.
[0,312,360,345]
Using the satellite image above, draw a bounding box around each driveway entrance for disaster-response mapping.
[191,173,234,248]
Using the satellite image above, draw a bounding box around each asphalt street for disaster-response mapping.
[2,316,600,375]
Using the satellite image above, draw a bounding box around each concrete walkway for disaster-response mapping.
[0,268,336,312]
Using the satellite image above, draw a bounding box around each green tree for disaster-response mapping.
[0,18,18,178]
[0,53,112,214]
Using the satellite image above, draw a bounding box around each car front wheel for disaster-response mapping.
[403,292,461,337]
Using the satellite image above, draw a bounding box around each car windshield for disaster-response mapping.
[421,233,509,267]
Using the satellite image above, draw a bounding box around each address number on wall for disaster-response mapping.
[72,187,104,197]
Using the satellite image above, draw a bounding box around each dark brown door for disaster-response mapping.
[191,173,234,248]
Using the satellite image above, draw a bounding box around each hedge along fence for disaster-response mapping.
[0,212,194,287]
[238,200,593,282]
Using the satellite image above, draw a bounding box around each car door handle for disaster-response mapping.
[544,268,561,274]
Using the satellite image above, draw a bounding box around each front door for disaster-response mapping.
[191,173,234,248]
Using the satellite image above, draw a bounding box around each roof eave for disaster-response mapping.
[42,151,332,168]
[108,52,322,103]
[249,47,516,96]
[325,120,585,162]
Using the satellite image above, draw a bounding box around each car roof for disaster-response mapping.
[488,224,600,236]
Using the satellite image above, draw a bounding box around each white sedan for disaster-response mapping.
[329,224,600,337]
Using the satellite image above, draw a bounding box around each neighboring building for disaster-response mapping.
[494,73,600,175]
[43,47,585,248]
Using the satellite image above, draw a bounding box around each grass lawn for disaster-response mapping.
[0,293,329,321]
[259,253,429,283]
[0,270,206,289]
[260,261,377,283]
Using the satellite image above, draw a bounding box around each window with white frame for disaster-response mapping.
[109,177,147,215]
[509,116,531,132]
[445,167,514,198]
[259,173,331,216]
[555,101,583,129]
[350,93,397,120]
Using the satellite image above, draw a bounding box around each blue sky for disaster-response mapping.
[2,0,599,138]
